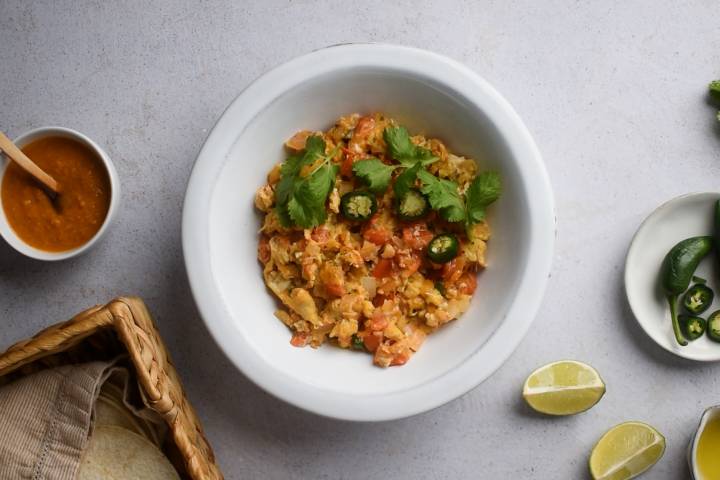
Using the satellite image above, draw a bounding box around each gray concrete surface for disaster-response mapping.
[2,1,720,478]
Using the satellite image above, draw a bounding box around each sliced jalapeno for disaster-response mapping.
[679,315,706,341]
[707,311,720,342]
[351,333,365,350]
[682,283,714,314]
[427,233,459,263]
[397,189,429,221]
[340,191,377,221]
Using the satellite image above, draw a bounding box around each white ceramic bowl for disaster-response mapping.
[0,126,120,261]
[183,44,555,421]
[625,192,720,361]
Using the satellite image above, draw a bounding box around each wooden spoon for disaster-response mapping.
[0,131,60,197]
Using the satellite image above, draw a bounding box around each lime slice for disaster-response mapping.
[589,422,665,480]
[522,360,605,415]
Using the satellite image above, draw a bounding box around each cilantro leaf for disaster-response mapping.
[383,126,415,159]
[275,203,293,227]
[276,135,337,228]
[287,163,338,228]
[465,171,501,223]
[384,126,438,166]
[417,170,466,222]
[393,162,421,199]
[276,136,326,205]
[352,158,396,193]
[397,149,438,168]
[303,135,326,160]
[275,154,303,206]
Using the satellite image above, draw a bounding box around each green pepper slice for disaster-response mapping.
[682,283,714,314]
[679,315,706,341]
[397,189,429,221]
[707,311,720,342]
[427,233,459,263]
[351,334,365,350]
[340,191,377,221]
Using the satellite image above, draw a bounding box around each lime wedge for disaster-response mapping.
[522,360,605,415]
[589,422,665,480]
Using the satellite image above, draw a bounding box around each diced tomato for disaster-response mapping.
[402,223,433,250]
[442,257,466,283]
[458,272,478,295]
[340,150,356,178]
[362,215,392,246]
[258,236,271,263]
[354,116,376,138]
[369,312,389,331]
[363,216,392,246]
[372,258,394,278]
[311,226,330,244]
[362,332,382,353]
[363,228,391,246]
[290,332,309,347]
[324,283,345,297]
[390,353,410,366]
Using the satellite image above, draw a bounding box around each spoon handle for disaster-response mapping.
[0,131,60,195]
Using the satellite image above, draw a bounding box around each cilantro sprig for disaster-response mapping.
[352,126,438,194]
[417,170,501,228]
[275,136,339,228]
[383,126,438,167]
[274,124,500,231]
[351,124,501,227]
[352,158,396,193]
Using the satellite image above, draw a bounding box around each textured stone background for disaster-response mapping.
[1,1,719,478]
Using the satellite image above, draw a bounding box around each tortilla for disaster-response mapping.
[78,425,179,479]
[96,380,165,447]
[94,394,148,439]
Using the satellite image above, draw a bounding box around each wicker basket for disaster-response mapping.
[0,296,223,480]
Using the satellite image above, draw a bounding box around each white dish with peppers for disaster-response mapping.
[626,192,720,362]
[182,44,555,421]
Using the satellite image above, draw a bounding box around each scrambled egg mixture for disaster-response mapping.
[254,113,493,367]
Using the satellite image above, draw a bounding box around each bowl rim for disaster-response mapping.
[0,126,120,261]
[182,43,555,421]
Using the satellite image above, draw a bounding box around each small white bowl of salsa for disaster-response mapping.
[0,126,120,261]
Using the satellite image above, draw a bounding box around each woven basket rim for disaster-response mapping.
[0,296,223,480]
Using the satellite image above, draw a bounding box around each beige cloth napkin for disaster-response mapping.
[0,359,158,480]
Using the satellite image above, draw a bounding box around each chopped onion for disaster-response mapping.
[361,276,377,298]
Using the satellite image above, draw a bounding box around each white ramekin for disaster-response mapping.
[0,126,120,261]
